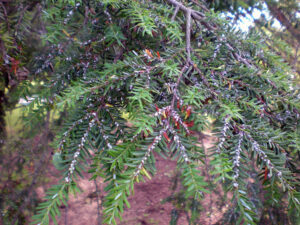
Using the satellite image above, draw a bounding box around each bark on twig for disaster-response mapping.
[15,5,29,34]
[171,6,179,21]
[191,0,209,12]
[84,6,89,25]
[185,9,192,62]
[0,2,9,32]
[166,0,216,30]
[171,64,189,109]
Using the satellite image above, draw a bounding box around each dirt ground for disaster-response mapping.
[38,136,230,225]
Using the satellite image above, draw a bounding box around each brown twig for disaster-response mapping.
[225,43,252,68]
[171,6,179,21]
[190,57,218,97]
[191,0,209,12]
[15,5,29,35]
[167,0,263,81]
[167,0,204,17]
[171,64,189,109]
[191,62,210,87]
[185,9,192,62]
[84,6,89,25]
[31,3,42,23]
[0,2,9,32]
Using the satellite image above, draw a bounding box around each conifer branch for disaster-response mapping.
[64,117,96,183]
[58,112,96,153]
[169,125,190,162]
[166,0,216,30]
[232,131,243,188]
[134,127,167,177]
[26,1,300,224]
[217,116,230,153]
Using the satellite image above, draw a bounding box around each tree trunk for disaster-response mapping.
[266,1,300,44]
[0,90,6,150]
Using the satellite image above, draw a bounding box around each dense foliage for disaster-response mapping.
[1,0,300,224]
[0,1,55,224]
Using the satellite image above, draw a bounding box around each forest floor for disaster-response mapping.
[37,135,231,225]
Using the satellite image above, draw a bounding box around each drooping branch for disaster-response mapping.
[171,5,179,21]
[134,127,168,177]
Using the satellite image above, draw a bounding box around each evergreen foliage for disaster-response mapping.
[0,0,36,144]
[0,2,53,224]
[10,0,299,224]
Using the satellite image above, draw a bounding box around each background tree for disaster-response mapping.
[0,0,41,143]
[206,0,300,77]
[254,0,300,80]
[265,0,300,45]
[0,1,55,224]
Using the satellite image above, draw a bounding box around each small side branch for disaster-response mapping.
[0,2,10,32]
[191,0,209,12]
[191,62,210,87]
[171,6,179,21]
[167,0,204,18]
[171,64,189,109]
[186,9,192,63]
[166,0,216,30]
[16,5,30,34]
[225,43,252,68]
[84,6,89,25]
